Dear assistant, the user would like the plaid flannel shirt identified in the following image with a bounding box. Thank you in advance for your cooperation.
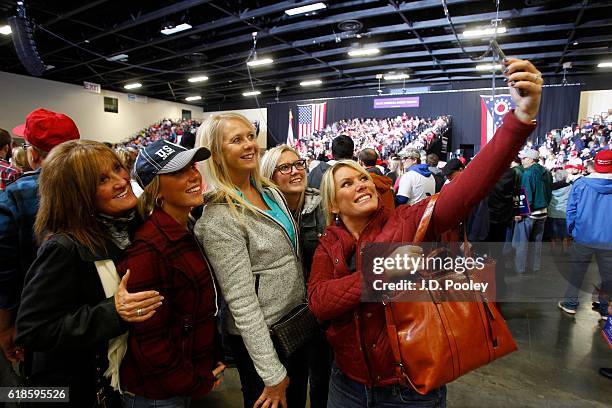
[0,159,22,191]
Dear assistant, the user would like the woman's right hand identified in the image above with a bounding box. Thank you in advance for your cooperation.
[254,376,290,408]
[114,269,164,323]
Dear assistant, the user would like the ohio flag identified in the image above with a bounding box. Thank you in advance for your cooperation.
[481,95,515,146]
[298,102,326,138]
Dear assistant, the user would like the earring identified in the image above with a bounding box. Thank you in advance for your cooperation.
[155,196,164,207]
[334,213,340,226]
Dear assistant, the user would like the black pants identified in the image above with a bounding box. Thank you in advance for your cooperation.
[485,221,511,299]
[227,335,308,408]
[306,329,332,408]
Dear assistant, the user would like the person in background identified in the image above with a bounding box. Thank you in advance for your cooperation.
[195,113,308,408]
[358,148,383,176]
[441,158,464,184]
[308,135,354,189]
[10,146,32,172]
[261,144,330,408]
[558,150,612,320]
[0,128,22,190]
[426,153,445,193]
[396,149,435,206]
[119,140,225,408]
[546,169,571,254]
[16,140,162,407]
[0,109,80,393]
[384,156,402,188]
[309,57,542,408]
[115,146,144,198]
[512,148,552,275]
[358,148,395,210]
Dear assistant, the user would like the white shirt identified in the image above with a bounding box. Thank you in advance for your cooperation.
[397,170,436,205]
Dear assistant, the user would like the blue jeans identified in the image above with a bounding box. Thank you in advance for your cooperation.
[562,242,612,314]
[121,393,191,408]
[327,362,447,408]
[512,217,546,274]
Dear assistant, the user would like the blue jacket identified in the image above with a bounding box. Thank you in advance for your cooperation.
[566,174,612,248]
[0,169,41,310]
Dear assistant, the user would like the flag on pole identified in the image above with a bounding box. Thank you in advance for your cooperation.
[480,94,515,146]
[298,102,326,138]
[287,109,295,147]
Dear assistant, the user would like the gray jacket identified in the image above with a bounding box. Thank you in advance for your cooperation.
[194,187,305,387]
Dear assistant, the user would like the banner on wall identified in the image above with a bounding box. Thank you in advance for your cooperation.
[373,96,420,109]
[298,102,326,137]
[127,94,148,103]
[480,94,515,146]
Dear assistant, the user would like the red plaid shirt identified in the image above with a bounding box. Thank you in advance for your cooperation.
[0,159,22,190]
[118,208,220,399]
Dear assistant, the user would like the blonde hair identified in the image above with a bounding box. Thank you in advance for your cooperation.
[11,146,31,171]
[115,146,138,172]
[35,140,127,253]
[137,176,160,219]
[320,160,373,225]
[196,112,273,217]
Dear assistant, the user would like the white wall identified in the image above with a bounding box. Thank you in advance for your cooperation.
[202,108,268,148]
[0,71,203,143]
[578,90,612,123]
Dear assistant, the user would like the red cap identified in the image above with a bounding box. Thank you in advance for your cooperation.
[12,108,80,152]
[594,150,612,173]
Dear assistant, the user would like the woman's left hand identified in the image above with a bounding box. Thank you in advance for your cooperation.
[114,269,164,323]
[503,58,544,124]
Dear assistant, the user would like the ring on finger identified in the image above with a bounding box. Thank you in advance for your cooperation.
[534,73,541,81]
[137,308,142,317]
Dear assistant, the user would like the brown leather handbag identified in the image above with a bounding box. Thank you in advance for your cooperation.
[384,194,517,395]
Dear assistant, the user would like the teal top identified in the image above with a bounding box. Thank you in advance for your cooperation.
[237,188,296,249]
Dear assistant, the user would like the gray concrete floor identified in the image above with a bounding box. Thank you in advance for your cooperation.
[194,249,612,407]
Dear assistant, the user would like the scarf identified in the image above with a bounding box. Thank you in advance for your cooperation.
[96,210,136,250]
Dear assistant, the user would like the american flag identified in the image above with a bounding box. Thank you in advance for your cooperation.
[298,102,326,138]
[480,94,515,146]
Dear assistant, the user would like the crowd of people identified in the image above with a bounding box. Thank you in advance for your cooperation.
[116,118,202,150]
[0,57,609,408]
[295,114,450,161]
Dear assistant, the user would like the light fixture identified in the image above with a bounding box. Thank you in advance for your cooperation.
[247,58,274,67]
[188,75,209,83]
[597,62,612,68]
[375,74,383,79]
[185,96,202,101]
[285,2,327,16]
[348,47,380,57]
[463,26,506,38]
[243,90,261,97]
[0,25,11,35]
[124,82,142,90]
[106,53,129,62]
[161,23,192,35]
[572,41,579,46]
[476,64,502,71]
[384,73,409,80]
[300,79,322,86]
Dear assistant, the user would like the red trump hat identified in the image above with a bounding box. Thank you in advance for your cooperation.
[12,108,80,152]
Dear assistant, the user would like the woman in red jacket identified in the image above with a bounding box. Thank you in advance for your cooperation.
[308,58,543,407]
[119,140,225,408]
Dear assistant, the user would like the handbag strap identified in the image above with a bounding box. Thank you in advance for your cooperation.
[413,193,440,243]
[383,303,419,391]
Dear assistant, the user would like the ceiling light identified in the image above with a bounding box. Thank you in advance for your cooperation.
[348,48,380,57]
[597,62,612,68]
[243,90,261,97]
[384,73,409,80]
[572,41,579,45]
[285,2,327,16]
[375,74,383,79]
[124,82,142,90]
[476,64,502,71]
[106,53,129,62]
[185,96,202,101]
[247,58,273,67]
[0,25,11,35]
[300,79,322,86]
[463,26,506,38]
[161,23,192,35]
[188,75,209,83]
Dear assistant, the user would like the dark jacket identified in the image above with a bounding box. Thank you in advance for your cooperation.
[0,169,40,310]
[118,209,219,399]
[15,233,125,407]
[308,111,535,387]
[297,188,326,280]
[487,167,516,225]
[521,163,553,211]
[307,161,331,189]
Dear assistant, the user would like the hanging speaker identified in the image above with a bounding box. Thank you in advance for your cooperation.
[8,15,46,76]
